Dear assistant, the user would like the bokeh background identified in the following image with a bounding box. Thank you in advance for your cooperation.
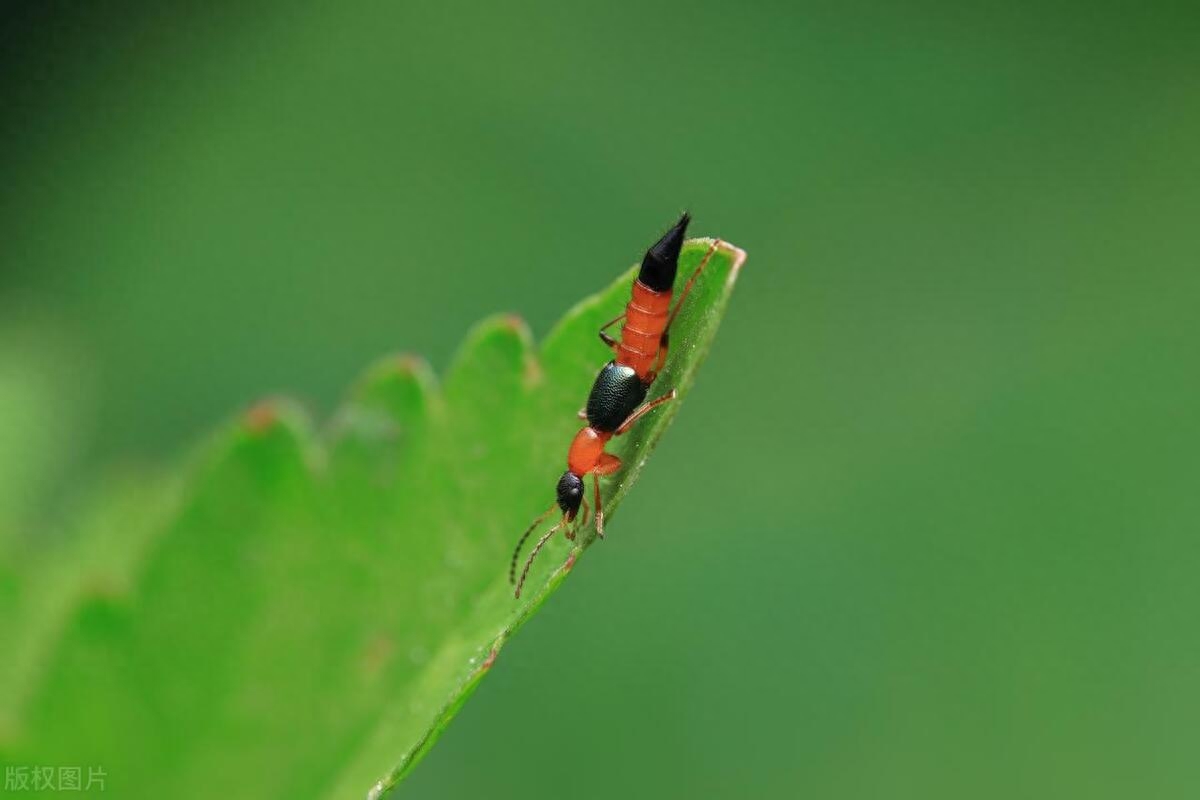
[2,1,1198,797]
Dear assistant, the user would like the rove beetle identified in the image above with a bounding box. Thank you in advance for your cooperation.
[509,213,721,597]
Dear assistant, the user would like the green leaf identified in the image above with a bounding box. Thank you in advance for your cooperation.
[0,316,151,745]
[3,239,745,798]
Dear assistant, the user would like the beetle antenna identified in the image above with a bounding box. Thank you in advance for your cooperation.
[515,517,565,599]
[510,505,556,586]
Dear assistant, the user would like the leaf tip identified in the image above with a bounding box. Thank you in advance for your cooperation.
[355,353,436,390]
[243,398,281,434]
[447,314,542,396]
[499,313,529,334]
[238,397,315,455]
[500,315,543,385]
[241,395,311,433]
[225,397,318,477]
[721,240,748,274]
[348,352,441,419]
[392,352,429,376]
[689,237,748,277]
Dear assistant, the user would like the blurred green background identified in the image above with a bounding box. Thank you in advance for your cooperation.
[2,0,1197,797]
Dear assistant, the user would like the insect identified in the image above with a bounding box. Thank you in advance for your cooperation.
[509,213,720,598]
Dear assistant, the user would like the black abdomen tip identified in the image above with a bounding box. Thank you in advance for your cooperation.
[638,212,690,292]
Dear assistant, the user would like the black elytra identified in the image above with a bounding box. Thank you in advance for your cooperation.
[637,212,690,292]
[585,361,648,433]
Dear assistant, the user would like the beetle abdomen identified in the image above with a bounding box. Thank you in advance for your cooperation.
[586,361,647,432]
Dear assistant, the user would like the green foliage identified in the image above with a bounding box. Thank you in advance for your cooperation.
[0,240,744,798]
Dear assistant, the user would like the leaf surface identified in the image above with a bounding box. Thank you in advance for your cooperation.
[4,239,745,798]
